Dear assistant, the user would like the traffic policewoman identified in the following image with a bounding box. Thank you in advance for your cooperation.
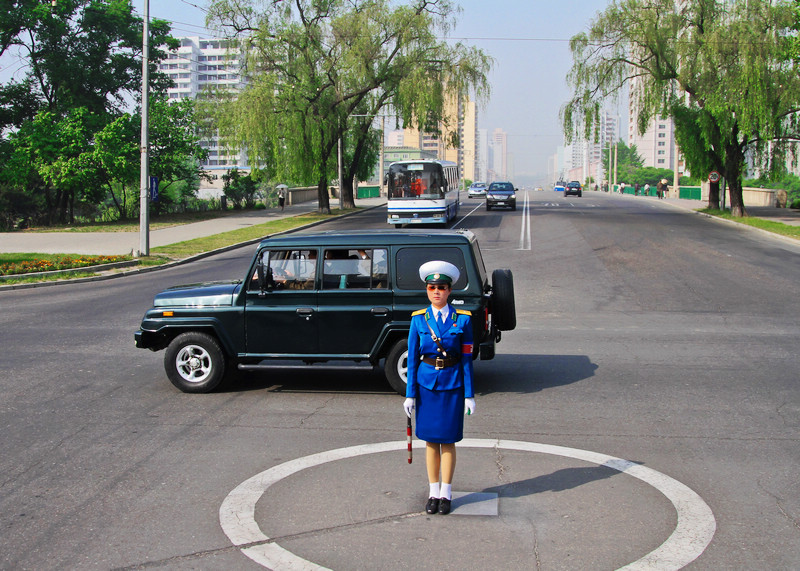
[403,261,476,515]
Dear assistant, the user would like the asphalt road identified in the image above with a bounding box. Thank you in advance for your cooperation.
[1,191,798,570]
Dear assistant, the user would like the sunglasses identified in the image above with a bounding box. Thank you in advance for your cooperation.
[426,284,450,291]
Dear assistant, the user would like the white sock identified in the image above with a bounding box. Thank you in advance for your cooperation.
[440,483,452,500]
[429,482,440,498]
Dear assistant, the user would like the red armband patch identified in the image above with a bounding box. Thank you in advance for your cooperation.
[461,343,473,355]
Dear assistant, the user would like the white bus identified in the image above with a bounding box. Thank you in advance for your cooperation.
[386,159,459,227]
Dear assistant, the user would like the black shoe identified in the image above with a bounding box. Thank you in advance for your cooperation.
[426,497,439,514]
[438,498,451,515]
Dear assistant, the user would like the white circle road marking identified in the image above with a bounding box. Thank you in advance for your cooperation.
[219,439,716,570]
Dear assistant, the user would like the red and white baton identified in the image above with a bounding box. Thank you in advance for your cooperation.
[407,415,413,463]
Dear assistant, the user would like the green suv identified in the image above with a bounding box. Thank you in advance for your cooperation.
[135,229,516,394]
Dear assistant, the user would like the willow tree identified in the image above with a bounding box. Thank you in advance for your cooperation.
[205,0,491,212]
[562,0,800,216]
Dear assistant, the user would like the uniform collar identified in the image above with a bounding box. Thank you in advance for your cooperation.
[429,305,451,321]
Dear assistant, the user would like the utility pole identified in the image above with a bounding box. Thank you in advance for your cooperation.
[379,115,385,196]
[138,0,150,256]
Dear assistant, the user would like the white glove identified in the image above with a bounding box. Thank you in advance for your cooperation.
[403,398,415,418]
[465,398,476,416]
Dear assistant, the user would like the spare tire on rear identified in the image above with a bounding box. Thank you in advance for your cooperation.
[491,268,516,331]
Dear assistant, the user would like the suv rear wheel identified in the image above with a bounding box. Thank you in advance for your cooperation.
[384,338,408,395]
[164,332,226,393]
[491,269,517,331]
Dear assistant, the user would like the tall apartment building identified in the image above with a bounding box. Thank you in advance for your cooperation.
[628,114,676,170]
[403,92,479,186]
[163,37,249,195]
[477,128,489,182]
[491,128,507,181]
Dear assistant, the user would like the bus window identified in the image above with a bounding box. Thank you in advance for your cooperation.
[387,163,445,200]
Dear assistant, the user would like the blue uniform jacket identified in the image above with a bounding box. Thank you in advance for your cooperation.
[406,305,474,399]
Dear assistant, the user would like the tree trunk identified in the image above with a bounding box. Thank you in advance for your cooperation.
[727,178,748,217]
[723,139,748,217]
[57,189,68,224]
[341,175,356,209]
[317,176,331,214]
[708,181,720,210]
[107,183,124,220]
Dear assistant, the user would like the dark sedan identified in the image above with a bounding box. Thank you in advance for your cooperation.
[565,181,583,197]
[486,182,517,211]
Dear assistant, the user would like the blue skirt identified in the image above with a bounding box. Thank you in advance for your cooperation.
[415,385,465,444]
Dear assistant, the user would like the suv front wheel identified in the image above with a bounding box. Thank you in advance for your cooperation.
[384,338,409,395]
[164,332,227,393]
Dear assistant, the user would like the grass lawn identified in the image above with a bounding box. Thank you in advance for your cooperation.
[698,208,800,240]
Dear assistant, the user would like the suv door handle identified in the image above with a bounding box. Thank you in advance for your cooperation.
[370,307,389,316]
[296,308,314,316]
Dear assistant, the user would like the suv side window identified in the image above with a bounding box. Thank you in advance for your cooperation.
[322,248,388,289]
[395,247,467,290]
[250,249,317,290]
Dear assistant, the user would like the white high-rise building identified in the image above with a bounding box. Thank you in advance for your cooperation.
[477,128,489,182]
[163,37,249,194]
[492,128,507,181]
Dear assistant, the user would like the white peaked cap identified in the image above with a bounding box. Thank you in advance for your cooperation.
[418,260,460,283]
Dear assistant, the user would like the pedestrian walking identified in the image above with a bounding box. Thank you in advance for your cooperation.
[643,183,650,196]
[403,260,475,516]
[660,179,669,199]
[277,184,288,211]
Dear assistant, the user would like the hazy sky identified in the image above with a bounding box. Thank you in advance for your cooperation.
[134,1,613,184]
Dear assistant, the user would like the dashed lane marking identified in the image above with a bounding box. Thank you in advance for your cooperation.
[219,439,716,570]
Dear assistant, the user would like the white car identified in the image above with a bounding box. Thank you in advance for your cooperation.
[468,182,487,198]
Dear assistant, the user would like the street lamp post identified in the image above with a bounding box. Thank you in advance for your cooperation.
[138,0,150,256]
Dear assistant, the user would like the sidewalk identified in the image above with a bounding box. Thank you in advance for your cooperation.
[614,191,800,226]
[0,196,387,256]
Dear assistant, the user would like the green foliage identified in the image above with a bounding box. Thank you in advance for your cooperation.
[222,168,260,209]
[563,0,800,216]
[603,140,643,183]
[0,0,201,227]
[205,0,491,210]
[0,0,176,129]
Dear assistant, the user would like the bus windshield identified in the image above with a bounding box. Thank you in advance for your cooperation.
[387,163,446,200]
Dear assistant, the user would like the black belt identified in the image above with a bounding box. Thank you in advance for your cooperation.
[421,355,460,369]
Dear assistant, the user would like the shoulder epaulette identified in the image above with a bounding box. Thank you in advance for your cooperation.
[455,309,472,316]
[411,309,426,316]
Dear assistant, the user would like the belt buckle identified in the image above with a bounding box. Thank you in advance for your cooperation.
[435,357,445,370]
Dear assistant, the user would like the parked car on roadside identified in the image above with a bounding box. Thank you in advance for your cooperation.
[486,182,517,211]
[565,181,583,197]
[468,181,487,198]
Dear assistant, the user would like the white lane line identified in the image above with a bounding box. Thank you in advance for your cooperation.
[517,190,531,250]
[452,201,485,227]
[219,439,716,571]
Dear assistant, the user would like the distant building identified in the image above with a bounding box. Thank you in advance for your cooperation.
[491,128,507,180]
[164,37,249,196]
[382,147,438,175]
[402,92,480,187]
[477,128,489,182]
